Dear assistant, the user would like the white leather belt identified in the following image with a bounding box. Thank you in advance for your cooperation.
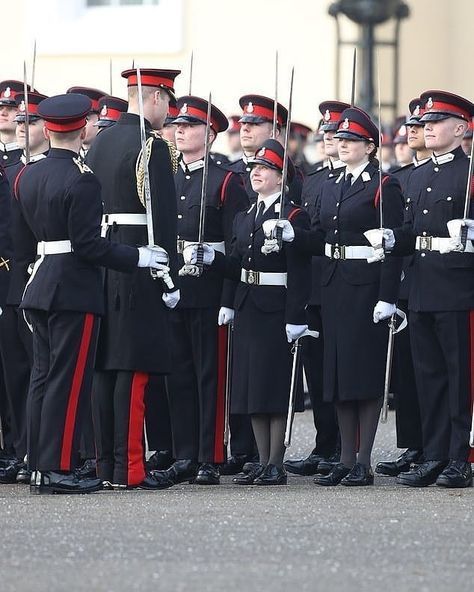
[36,240,72,255]
[240,269,287,287]
[324,243,375,260]
[415,236,474,253]
[101,213,147,237]
[177,240,226,255]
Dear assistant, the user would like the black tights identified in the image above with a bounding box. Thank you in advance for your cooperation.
[335,398,382,468]
[250,414,286,467]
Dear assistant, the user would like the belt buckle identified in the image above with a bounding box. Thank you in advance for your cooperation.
[332,245,345,260]
[419,236,432,251]
[246,270,259,285]
[177,239,185,254]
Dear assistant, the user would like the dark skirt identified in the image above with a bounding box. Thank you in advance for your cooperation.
[230,295,303,415]
[321,267,389,402]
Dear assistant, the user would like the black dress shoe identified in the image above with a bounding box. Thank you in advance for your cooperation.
[284,450,325,476]
[75,458,97,479]
[30,471,103,495]
[397,460,448,487]
[254,464,287,486]
[314,463,350,486]
[220,454,258,476]
[233,462,265,484]
[138,471,175,490]
[375,448,423,476]
[152,459,198,485]
[316,451,341,475]
[194,463,220,485]
[145,450,174,472]
[436,460,473,488]
[16,466,31,484]
[0,460,22,484]
[340,463,374,486]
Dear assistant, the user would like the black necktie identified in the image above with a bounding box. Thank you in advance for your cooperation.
[254,201,265,228]
[341,172,353,196]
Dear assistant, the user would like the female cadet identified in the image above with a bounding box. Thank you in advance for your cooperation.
[264,108,404,486]
[183,139,311,485]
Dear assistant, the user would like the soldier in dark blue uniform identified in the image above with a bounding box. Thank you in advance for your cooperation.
[228,94,302,205]
[0,80,30,168]
[0,91,49,485]
[285,101,348,478]
[153,95,249,487]
[265,108,404,486]
[184,139,311,485]
[94,95,128,131]
[383,90,474,488]
[376,98,431,477]
[66,86,105,161]
[86,68,181,489]
[11,93,167,494]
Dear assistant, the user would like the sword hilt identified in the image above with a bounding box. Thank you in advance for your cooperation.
[460,224,468,249]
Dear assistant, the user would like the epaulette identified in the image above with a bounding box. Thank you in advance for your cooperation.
[73,157,93,174]
[162,137,179,175]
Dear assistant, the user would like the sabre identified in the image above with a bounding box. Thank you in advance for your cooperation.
[376,53,383,231]
[179,93,213,277]
[188,51,194,95]
[0,412,4,450]
[136,67,174,288]
[470,404,474,448]
[23,61,30,164]
[31,40,37,89]
[223,323,233,446]
[284,329,319,448]
[109,58,113,95]
[380,308,407,423]
[272,50,279,139]
[350,47,357,106]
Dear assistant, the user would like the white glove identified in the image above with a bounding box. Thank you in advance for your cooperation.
[446,218,474,241]
[162,289,180,309]
[218,307,234,326]
[138,246,169,268]
[373,301,397,323]
[285,323,309,343]
[439,237,465,254]
[262,219,295,242]
[182,243,215,266]
[382,229,395,250]
[469,227,474,240]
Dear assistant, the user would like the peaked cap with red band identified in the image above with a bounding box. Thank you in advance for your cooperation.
[14,92,49,122]
[334,107,379,146]
[318,100,351,132]
[239,94,288,127]
[66,86,106,113]
[164,102,179,127]
[0,80,32,107]
[465,119,473,139]
[406,97,426,126]
[227,115,240,133]
[94,95,128,128]
[121,68,181,101]
[174,95,228,133]
[393,115,408,145]
[38,93,91,133]
[250,138,295,182]
[419,90,474,123]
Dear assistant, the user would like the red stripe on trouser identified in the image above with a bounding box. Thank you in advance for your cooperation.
[128,372,148,485]
[60,313,95,470]
[214,326,227,463]
[469,311,474,463]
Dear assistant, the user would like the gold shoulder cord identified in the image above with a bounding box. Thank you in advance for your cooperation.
[135,135,179,209]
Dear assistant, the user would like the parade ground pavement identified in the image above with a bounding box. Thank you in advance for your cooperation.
[0,410,472,592]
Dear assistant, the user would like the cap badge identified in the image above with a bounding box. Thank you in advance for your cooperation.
[413,104,420,116]
[4,87,11,98]
[180,103,188,114]
[324,109,331,121]
[257,147,266,157]
[426,97,433,109]
[399,125,407,136]
[246,102,254,113]
[342,118,350,130]
[19,101,26,113]
[100,104,108,117]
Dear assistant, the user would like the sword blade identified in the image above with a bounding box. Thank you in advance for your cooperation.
[109,58,113,95]
[380,314,396,423]
[350,47,357,106]
[188,50,194,96]
[376,52,383,230]
[197,93,212,243]
[463,117,474,221]
[23,61,30,164]
[0,412,4,450]
[223,324,233,446]
[284,339,301,448]
[31,40,37,89]
[136,67,155,247]
[278,66,294,222]
[272,50,279,139]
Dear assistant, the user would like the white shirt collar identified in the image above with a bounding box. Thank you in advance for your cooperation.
[21,152,47,164]
[0,141,19,152]
[345,160,370,183]
[329,158,345,171]
[179,158,204,173]
[431,151,455,165]
[256,191,281,215]
[413,155,430,167]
